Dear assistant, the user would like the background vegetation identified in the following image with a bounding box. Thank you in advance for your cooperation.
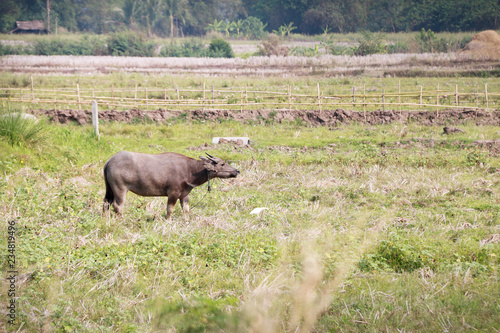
[0,0,498,36]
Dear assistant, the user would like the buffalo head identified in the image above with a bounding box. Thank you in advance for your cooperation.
[200,153,240,179]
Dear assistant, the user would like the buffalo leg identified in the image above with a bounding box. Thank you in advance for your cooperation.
[166,196,179,220]
[180,196,190,219]
[111,188,127,217]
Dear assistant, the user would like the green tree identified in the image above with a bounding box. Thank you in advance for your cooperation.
[241,16,267,39]
[164,0,189,38]
[0,0,20,33]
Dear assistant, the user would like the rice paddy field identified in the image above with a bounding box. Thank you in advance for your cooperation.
[0,33,499,332]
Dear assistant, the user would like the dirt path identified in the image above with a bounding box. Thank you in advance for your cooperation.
[30,108,500,126]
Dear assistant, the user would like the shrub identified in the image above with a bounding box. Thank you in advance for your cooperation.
[208,38,234,58]
[354,31,386,56]
[416,28,437,53]
[241,16,267,39]
[107,32,154,57]
[159,39,208,57]
[0,111,48,147]
[30,36,107,56]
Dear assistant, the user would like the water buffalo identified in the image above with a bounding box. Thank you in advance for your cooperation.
[103,151,239,219]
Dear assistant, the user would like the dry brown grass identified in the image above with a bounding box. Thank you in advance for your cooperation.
[462,30,500,59]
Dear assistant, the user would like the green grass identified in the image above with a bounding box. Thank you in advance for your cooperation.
[0,119,499,332]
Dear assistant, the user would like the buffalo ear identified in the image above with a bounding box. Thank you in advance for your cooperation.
[200,156,216,171]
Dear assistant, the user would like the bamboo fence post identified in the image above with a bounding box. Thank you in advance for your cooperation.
[455,84,459,108]
[363,84,366,114]
[485,84,488,111]
[20,89,23,103]
[398,80,401,114]
[211,83,214,102]
[436,83,440,116]
[245,85,248,110]
[203,82,206,111]
[419,86,423,109]
[176,87,180,101]
[363,84,366,121]
[240,88,243,112]
[77,84,81,110]
[475,85,479,108]
[475,85,479,119]
[382,88,385,112]
[317,83,321,111]
[352,86,355,111]
[288,85,291,112]
[31,75,34,103]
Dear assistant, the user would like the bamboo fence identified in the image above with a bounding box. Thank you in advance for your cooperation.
[0,79,498,113]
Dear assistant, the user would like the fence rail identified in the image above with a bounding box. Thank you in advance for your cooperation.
[1,80,498,113]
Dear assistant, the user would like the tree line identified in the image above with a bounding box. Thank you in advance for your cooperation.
[1,0,498,36]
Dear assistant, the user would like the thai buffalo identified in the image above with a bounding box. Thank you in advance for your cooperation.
[103,151,239,219]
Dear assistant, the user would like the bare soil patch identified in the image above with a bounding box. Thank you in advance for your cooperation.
[30,107,500,127]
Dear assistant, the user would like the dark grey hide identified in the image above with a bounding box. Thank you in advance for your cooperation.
[103,151,239,219]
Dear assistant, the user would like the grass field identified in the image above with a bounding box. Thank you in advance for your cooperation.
[0,113,499,331]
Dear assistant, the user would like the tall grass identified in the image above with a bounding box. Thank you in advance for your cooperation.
[0,107,48,147]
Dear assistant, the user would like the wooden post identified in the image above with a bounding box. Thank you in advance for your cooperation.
[176,87,180,101]
[203,82,206,111]
[352,86,355,111]
[382,88,385,112]
[31,75,34,102]
[245,85,248,110]
[288,85,292,112]
[475,85,479,119]
[398,80,401,114]
[419,86,423,109]
[436,83,439,116]
[475,85,479,108]
[485,84,489,111]
[77,83,81,110]
[363,84,366,113]
[317,83,321,111]
[92,100,99,139]
[363,84,366,121]
[455,84,458,108]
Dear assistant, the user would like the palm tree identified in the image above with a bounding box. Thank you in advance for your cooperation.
[204,19,225,34]
[222,21,236,36]
[123,0,141,26]
[282,22,297,36]
[234,19,243,36]
[164,0,188,38]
